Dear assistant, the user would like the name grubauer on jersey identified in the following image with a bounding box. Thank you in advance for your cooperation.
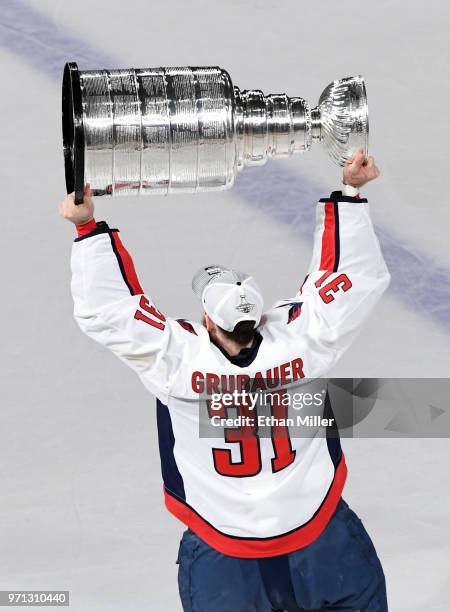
[70,191,390,558]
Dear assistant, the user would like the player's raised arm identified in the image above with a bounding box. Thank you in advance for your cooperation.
[303,150,389,356]
[270,150,390,374]
[59,187,180,401]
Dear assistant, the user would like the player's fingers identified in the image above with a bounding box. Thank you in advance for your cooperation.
[66,192,76,206]
[365,163,380,181]
[352,148,365,171]
[60,193,77,214]
[367,160,378,177]
[59,204,70,218]
[346,150,359,165]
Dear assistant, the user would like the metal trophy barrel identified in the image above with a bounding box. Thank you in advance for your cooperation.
[62,63,368,203]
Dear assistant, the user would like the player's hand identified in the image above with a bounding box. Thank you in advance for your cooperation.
[343,148,380,189]
[59,184,94,225]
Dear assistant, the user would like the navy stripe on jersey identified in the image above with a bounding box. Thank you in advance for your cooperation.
[108,230,144,296]
[324,391,342,468]
[74,224,113,242]
[156,399,186,501]
[319,190,367,203]
[333,203,340,272]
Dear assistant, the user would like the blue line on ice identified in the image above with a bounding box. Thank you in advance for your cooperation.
[0,0,114,78]
[235,166,450,328]
[2,0,449,330]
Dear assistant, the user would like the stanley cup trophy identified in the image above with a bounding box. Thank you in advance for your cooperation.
[62,63,369,204]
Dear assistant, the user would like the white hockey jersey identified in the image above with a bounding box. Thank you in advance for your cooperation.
[71,191,390,558]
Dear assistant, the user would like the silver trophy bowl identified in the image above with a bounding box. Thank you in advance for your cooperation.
[62,63,368,203]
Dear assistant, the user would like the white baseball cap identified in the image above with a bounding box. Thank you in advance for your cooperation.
[192,265,264,332]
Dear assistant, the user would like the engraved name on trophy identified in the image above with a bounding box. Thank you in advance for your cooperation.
[62,63,368,203]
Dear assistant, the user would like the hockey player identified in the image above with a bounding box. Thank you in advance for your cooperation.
[59,149,390,611]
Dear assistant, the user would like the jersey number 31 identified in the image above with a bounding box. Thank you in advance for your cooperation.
[207,392,296,478]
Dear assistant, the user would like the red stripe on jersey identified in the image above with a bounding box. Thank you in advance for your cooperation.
[110,231,144,295]
[320,202,337,271]
[164,454,347,558]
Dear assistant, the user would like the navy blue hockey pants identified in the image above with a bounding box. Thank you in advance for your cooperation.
[176,499,387,611]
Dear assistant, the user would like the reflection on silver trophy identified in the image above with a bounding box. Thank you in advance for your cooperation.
[62,63,369,203]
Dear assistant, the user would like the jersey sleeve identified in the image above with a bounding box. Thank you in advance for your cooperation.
[70,221,184,402]
[268,191,391,375]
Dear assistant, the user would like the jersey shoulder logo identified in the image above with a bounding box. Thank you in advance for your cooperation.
[176,319,198,335]
[275,301,303,324]
[287,302,303,324]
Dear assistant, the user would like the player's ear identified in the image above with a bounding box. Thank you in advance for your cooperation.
[204,313,215,333]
